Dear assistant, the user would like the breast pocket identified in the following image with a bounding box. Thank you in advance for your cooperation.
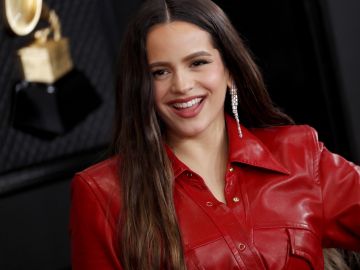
[253,227,323,270]
[285,228,324,270]
[185,237,241,270]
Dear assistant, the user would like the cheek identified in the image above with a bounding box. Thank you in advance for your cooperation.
[202,66,228,92]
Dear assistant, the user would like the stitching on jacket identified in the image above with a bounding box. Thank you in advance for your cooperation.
[307,126,326,240]
[74,173,116,230]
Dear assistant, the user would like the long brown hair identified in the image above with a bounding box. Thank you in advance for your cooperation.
[112,0,293,269]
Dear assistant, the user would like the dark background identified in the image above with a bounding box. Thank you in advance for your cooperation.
[0,0,359,269]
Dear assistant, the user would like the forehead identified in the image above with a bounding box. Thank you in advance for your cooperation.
[146,21,215,61]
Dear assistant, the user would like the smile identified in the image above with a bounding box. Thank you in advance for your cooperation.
[168,96,206,118]
[172,97,203,109]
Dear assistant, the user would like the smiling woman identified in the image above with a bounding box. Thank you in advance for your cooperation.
[148,21,229,140]
[69,0,360,269]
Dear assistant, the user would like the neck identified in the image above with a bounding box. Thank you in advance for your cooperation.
[166,116,228,176]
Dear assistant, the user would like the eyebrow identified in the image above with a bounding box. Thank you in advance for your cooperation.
[149,51,212,68]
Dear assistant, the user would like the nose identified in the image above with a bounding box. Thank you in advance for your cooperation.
[171,69,194,94]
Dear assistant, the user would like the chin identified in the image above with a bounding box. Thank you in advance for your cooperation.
[170,121,209,138]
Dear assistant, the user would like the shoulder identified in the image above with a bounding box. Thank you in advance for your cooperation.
[250,124,322,151]
[251,124,318,139]
[72,156,121,215]
[70,157,123,267]
[77,156,120,187]
[249,125,323,175]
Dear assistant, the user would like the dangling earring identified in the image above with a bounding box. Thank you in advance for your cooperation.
[230,82,243,138]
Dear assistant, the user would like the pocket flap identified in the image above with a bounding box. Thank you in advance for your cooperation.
[287,228,323,269]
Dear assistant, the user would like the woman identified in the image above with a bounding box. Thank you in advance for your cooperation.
[70,0,360,269]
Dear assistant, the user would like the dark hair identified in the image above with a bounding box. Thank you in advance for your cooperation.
[112,0,293,269]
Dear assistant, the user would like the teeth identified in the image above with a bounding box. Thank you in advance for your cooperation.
[172,98,202,109]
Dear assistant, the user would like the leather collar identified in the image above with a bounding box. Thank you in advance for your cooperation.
[165,114,290,178]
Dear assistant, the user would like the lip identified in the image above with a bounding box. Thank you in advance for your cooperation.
[168,95,206,118]
[167,95,205,105]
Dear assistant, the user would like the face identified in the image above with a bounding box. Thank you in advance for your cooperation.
[146,21,231,140]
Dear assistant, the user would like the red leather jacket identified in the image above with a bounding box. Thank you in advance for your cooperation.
[70,115,360,269]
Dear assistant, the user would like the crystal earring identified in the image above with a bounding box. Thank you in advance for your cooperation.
[230,83,243,138]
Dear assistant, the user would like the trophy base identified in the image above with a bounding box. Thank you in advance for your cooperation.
[12,69,102,138]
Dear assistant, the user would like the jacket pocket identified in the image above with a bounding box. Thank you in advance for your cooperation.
[286,228,323,270]
[185,237,241,270]
[253,227,290,269]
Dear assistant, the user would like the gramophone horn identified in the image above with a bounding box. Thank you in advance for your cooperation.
[4,0,42,36]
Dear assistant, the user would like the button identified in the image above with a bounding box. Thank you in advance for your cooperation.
[232,197,240,203]
[206,201,213,207]
[238,243,246,251]
[229,167,234,172]
[186,172,193,177]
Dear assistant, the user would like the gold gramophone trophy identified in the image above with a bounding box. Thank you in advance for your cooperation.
[4,0,101,137]
[5,0,73,83]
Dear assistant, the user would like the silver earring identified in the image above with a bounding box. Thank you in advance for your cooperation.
[230,83,243,138]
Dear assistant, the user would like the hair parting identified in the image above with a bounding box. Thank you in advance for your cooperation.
[163,0,171,22]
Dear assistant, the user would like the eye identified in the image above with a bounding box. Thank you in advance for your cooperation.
[191,59,211,67]
[151,69,170,79]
